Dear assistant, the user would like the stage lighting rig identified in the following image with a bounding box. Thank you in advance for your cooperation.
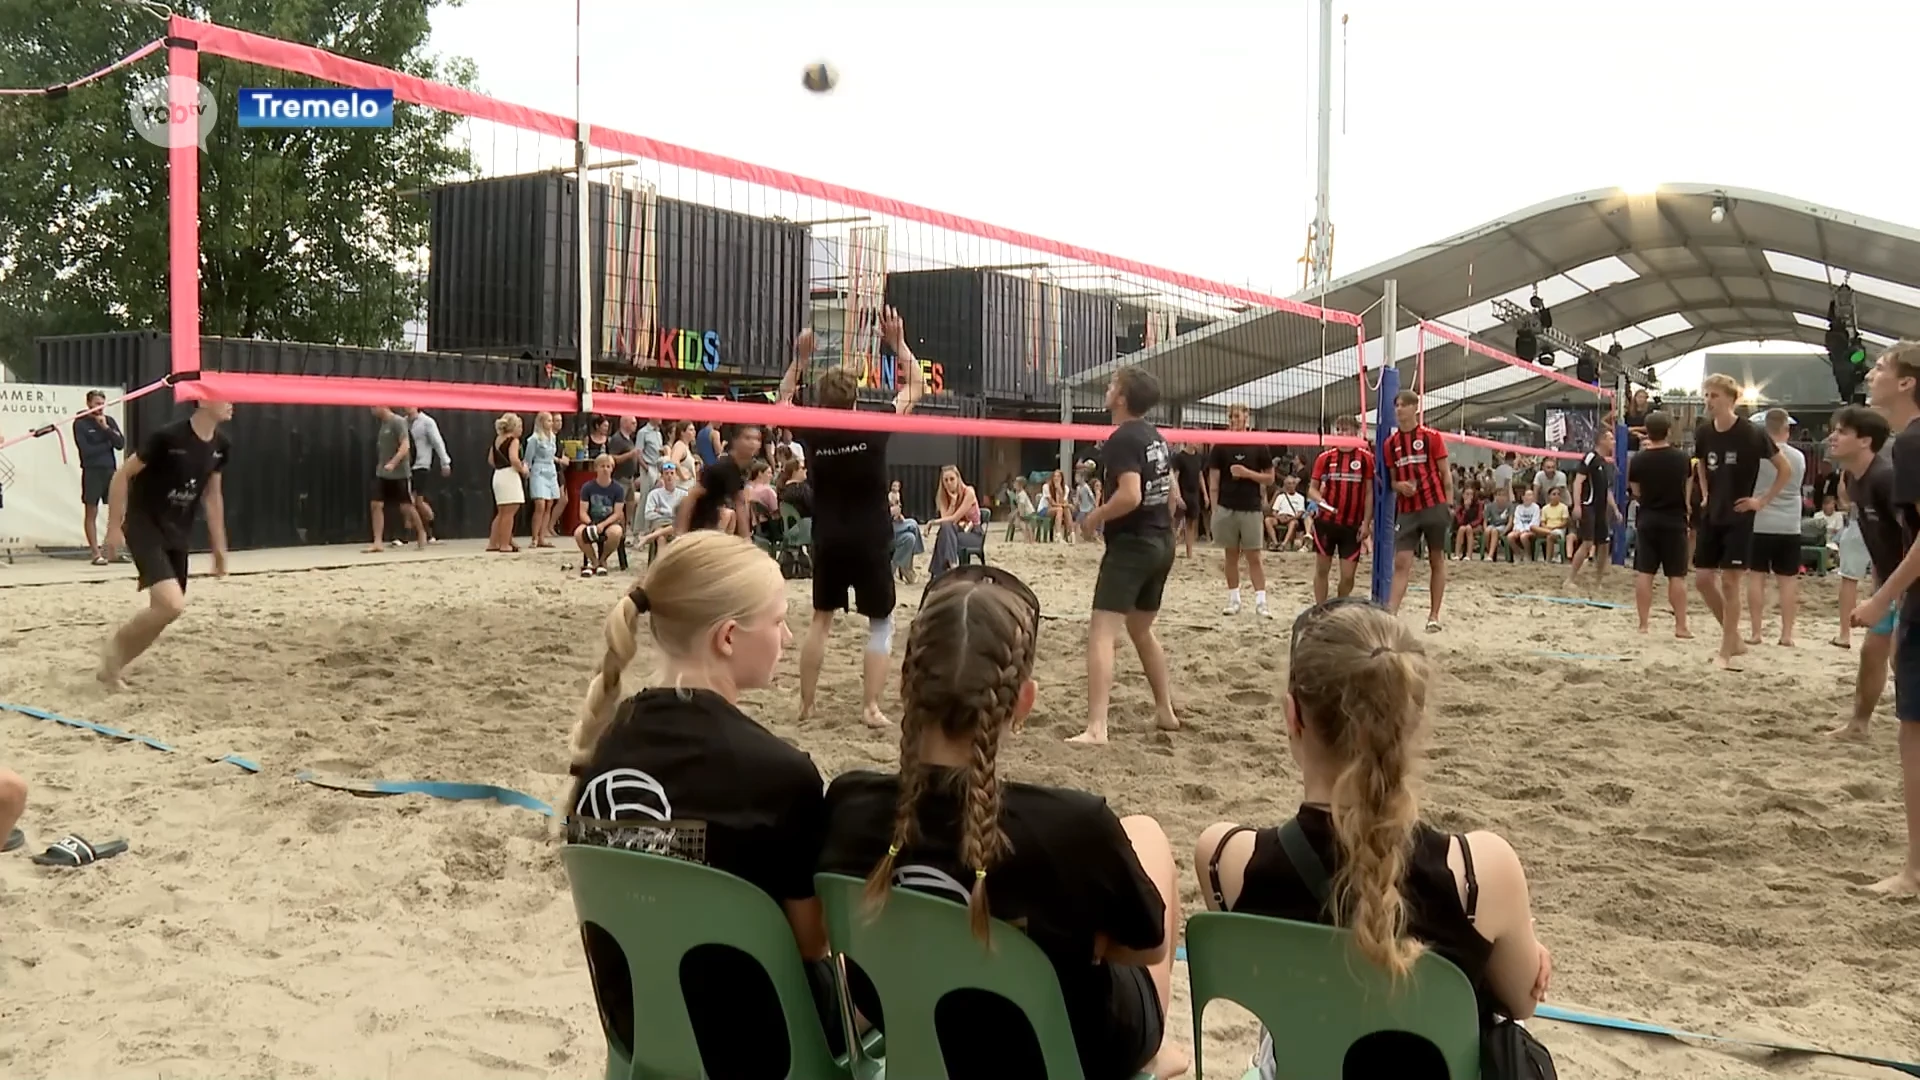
[1828,284,1868,403]
[1489,298,1654,389]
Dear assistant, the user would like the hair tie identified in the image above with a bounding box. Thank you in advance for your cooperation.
[887,845,900,857]
[628,584,650,614]
[974,868,987,881]
[1370,645,1391,657]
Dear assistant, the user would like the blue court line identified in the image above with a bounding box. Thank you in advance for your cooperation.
[4,702,549,816]
[1166,944,1917,1075]
[1501,593,1625,610]
[1532,650,1627,661]
[295,773,555,817]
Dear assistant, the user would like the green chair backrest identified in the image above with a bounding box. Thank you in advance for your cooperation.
[1185,911,1480,1080]
[561,845,849,1080]
[814,873,1087,1079]
[781,501,803,534]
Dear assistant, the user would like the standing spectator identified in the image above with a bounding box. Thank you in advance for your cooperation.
[1171,441,1206,558]
[526,411,562,549]
[405,407,451,545]
[1208,405,1277,618]
[73,389,124,565]
[366,406,422,553]
[607,415,642,528]
[487,413,527,553]
[1745,409,1807,647]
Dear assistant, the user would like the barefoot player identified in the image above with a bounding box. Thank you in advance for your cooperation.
[1692,374,1791,671]
[1626,412,1693,638]
[1071,367,1181,744]
[1846,343,1920,896]
[97,396,233,689]
[1825,406,1898,740]
[1563,427,1619,588]
[1384,391,1451,631]
[781,308,926,729]
[1306,414,1372,602]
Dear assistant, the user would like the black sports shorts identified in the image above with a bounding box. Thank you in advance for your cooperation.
[1693,516,1754,571]
[1747,532,1801,577]
[1632,520,1688,578]
[812,535,896,618]
[374,477,413,505]
[125,518,188,593]
[1313,519,1363,561]
[1093,532,1175,613]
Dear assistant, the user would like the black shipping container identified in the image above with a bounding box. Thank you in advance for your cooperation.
[427,174,810,377]
[884,269,1116,406]
[38,331,546,551]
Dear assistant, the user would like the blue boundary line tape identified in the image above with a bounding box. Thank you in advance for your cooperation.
[1501,593,1625,610]
[1532,650,1627,661]
[1164,945,1917,1075]
[3,702,547,816]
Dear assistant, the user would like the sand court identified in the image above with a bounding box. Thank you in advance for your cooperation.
[1,542,1916,1079]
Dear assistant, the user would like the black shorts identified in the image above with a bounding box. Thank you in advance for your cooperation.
[81,466,113,506]
[1577,506,1611,545]
[1748,532,1801,577]
[125,520,188,594]
[1093,532,1175,613]
[1896,618,1920,723]
[1313,519,1363,561]
[409,469,441,498]
[812,536,896,618]
[374,476,413,505]
[1693,517,1754,571]
[1632,520,1689,578]
[1393,503,1450,553]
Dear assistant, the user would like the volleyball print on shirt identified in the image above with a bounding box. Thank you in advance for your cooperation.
[571,767,706,862]
[891,863,975,905]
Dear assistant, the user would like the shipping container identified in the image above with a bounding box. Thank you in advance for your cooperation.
[885,269,1115,406]
[38,331,546,551]
[427,174,810,377]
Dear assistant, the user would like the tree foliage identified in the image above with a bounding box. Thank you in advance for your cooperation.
[0,0,478,376]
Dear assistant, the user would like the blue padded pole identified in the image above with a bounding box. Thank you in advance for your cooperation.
[1371,367,1400,604]
[1613,372,1630,565]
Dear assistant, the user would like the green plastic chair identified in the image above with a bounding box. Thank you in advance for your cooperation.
[561,845,856,1080]
[814,873,1149,1080]
[1185,912,1480,1080]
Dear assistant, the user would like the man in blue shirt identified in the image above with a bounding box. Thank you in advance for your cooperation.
[72,390,125,565]
[572,454,627,577]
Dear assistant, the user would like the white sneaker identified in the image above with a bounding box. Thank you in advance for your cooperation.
[1255,599,1271,619]
[1224,598,1242,615]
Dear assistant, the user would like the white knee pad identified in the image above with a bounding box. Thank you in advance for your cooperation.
[866,615,895,656]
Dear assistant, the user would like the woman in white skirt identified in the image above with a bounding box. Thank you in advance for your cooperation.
[488,413,528,553]
[525,411,562,548]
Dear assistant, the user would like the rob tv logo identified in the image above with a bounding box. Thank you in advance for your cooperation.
[238,88,394,128]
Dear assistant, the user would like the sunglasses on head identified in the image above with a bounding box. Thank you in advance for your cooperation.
[920,565,1043,650]
[1289,595,1384,658]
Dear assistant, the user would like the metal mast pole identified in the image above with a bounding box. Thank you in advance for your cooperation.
[1311,0,1335,432]
[574,0,594,415]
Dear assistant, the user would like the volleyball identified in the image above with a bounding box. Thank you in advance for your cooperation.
[801,62,838,94]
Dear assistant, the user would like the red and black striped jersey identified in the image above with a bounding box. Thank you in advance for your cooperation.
[1310,446,1374,526]
[1384,425,1449,513]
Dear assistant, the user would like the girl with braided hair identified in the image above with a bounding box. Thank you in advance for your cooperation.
[1196,599,1554,1078]
[818,567,1190,1079]
[566,531,845,1078]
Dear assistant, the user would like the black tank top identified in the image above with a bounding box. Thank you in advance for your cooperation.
[489,436,516,470]
[1211,804,1499,1018]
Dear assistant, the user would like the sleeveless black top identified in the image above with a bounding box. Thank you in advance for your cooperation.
[1211,804,1500,1019]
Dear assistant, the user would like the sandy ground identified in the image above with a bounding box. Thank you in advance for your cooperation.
[0,538,1915,1079]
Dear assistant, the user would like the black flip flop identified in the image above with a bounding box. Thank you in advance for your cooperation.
[30,834,128,867]
[3,828,22,853]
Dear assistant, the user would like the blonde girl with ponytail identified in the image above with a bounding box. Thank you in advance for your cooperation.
[817,567,1191,1080]
[565,531,845,1077]
[1195,599,1553,1078]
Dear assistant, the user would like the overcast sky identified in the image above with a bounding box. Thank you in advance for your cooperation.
[429,0,1916,394]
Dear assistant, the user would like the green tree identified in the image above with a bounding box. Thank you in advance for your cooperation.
[0,0,478,377]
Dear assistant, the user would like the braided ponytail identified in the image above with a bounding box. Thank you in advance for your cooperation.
[568,585,647,766]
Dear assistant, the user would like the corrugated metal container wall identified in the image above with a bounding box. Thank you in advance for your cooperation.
[38,332,545,551]
[428,175,808,374]
[883,270,984,399]
[652,199,811,378]
[1053,287,1117,386]
[978,271,1040,403]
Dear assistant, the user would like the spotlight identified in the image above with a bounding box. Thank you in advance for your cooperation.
[1709,197,1727,225]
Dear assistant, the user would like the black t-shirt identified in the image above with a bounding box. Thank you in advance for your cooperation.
[1695,418,1777,526]
[689,457,748,531]
[1889,418,1920,621]
[1100,419,1174,538]
[1208,443,1275,513]
[1575,450,1612,512]
[1850,456,1904,586]
[1171,448,1204,496]
[569,688,827,1076]
[1623,409,1647,451]
[797,425,891,546]
[819,768,1164,1076]
[129,419,232,548]
[1628,445,1690,528]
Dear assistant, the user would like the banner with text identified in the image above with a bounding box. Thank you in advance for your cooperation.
[0,384,127,549]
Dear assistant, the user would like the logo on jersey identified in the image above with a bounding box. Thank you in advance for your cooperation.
[893,863,974,905]
[1706,452,1720,468]
[1412,438,1424,451]
[575,767,672,821]
[1349,458,1361,470]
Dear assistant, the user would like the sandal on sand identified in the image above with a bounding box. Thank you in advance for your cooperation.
[4,828,23,853]
[1425,619,1443,633]
[1830,638,1852,649]
[31,834,127,868]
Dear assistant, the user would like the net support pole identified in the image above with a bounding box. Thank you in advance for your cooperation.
[1059,388,1073,486]
[166,23,200,390]
[1613,370,1629,566]
[574,118,594,415]
[1370,280,1399,606]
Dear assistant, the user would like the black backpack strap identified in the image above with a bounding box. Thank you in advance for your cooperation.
[1278,817,1335,912]
[1205,825,1257,909]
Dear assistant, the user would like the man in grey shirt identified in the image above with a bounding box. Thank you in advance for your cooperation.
[369,406,423,552]
[1745,407,1807,645]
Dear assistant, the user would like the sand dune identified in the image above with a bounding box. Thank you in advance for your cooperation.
[0,541,1915,1079]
